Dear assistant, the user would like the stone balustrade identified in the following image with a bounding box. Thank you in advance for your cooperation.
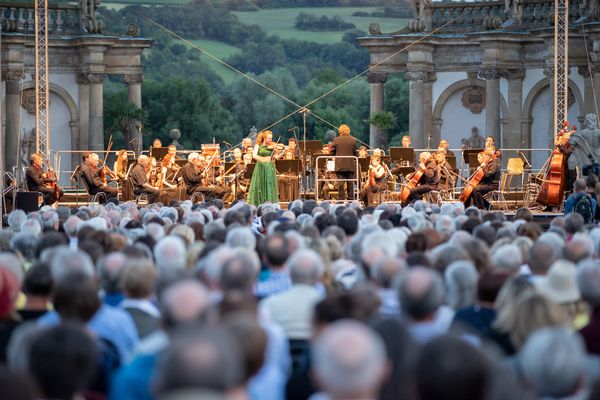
[1,3,80,34]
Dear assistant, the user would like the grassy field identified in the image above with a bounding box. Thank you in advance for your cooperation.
[233,7,407,43]
[187,39,242,83]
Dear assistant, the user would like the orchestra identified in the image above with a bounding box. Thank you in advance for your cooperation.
[27,129,567,212]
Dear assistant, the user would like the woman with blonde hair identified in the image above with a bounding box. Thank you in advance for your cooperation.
[247,130,279,205]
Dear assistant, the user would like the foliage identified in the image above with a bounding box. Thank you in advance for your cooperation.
[295,13,356,31]
[368,111,397,130]
[104,96,146,152]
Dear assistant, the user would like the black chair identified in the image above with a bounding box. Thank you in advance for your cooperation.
[78,168,107,205]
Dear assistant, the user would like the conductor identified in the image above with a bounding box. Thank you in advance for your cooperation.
[330,124,357,200]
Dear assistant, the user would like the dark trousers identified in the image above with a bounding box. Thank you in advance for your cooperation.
[464,184,495,209]
[36,186,63,206]
[136,187,160,203]
[336,171,355,200]
[406,184,435,204]
[188,184,232,202]
[90,185,118,202]
[360,184,385,207]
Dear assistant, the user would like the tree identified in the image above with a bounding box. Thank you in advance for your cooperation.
[105,96,146,155]
[368,110,397,149]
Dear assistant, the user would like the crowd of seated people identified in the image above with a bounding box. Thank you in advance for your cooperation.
[0,199,600,400]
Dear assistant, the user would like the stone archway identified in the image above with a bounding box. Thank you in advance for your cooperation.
[432,78,508,147]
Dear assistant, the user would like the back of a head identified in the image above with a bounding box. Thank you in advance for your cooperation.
[121,258,157,299]
[490,244,522,273]
[223,314,267,383]
[53,270,100,323]
[155,327,243,395]
[220,255,259,293]
[372,257,406,289]
[312,320,386,398]
[23,261,52,298]
[576,259,600,307]
[49,247,95,281]
[264,233,289,268]
[98,252,128,294]
[154,236,187,272]
[225,227,256,250]
[477,267,510,304]
[528,242,557,275]
[444,261,478,310]
[28,324,97,400]
[563,235,594,263]
[519,328,586,398]
[416,335,489,400]
[160,280,211,331]
[510,293,567,350]
[337,210,359,236]
[564,212,585,235]
[288,249,324,286]
[398,267,445,321]
[574,178,587,193]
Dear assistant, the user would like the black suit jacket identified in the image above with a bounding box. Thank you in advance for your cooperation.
[330,135,357,172]
[26,164,52,192]
[181,162,203,194]
[481,158,501,187]
[130,163,149,193]
[80,164,103,192]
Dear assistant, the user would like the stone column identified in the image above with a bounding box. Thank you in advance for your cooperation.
[76,73,91,152]
[579,66,595,116]
[479,69,502,145]
[505,69,525,149]
[5,70,24,174]
[423,73,436,148]
[124,74,143,107]
[367,72,387,149]
[88,73,106,151]
[406,71,428,149]
[593,65,600,118]
[124,74,144,155]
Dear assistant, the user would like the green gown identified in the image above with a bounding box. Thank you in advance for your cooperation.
[247,145,279,205]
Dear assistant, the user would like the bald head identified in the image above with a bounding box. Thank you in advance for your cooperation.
[372,257,406,289]
[288,249,324,285]
[398,267,445,320]
[161,280,211,330]
[312,320,387,398]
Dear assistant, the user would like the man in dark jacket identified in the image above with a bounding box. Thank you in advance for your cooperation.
[181,153,231,201]
[464,147,501,209]
[404,152,439,204]
[79,153,118,202]
[330,124,357,200]
[129,155,160,203]
[26,153,63,205]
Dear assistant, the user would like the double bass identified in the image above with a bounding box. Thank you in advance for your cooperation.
[458,150,498,203]
[536,122,574,207]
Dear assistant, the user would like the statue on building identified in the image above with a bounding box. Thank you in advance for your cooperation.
[169,129,184,150]
[79,0,104,33]
[568,113,600,176]
[463,127,485,149]
[21,128,36,169]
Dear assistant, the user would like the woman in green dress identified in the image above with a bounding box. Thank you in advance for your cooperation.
[247,130,279,205]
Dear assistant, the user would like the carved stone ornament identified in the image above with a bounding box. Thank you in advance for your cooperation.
[5,70,24,81]
[367,72,388,84]
[578,65,592,78]
[461,86,486,114]
[123,74,144,85]
[478,69,502,80]
[20,88,40,115]
[405,71,429,82]
[76,72,106,84]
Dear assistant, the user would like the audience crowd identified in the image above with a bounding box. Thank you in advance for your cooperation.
[1,198,600,400]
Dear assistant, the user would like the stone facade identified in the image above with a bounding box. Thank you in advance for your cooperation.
[0,1,150,182]
[359,0,600,168]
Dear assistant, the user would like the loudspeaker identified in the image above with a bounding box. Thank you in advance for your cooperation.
[15,191,42,212]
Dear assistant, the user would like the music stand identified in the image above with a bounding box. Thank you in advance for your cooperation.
[389,147,415,164]
[463,149,483,166]
[358,157,370,172]
[175,159,187,168]
[276,159,301,175]
[243,163,256,180]
[298,140,322,156]
[150,147,169,162]
[467,153,481,168]
[446,154,457,171]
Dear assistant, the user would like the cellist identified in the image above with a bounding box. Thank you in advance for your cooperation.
[402,152,438,205]
[26,152,64,206]
[462,147,501,209]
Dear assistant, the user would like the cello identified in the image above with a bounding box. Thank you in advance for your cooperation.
[458,149,498,203]
[399,162,427,202]
[44,160,60,201]
[536,122,574,207]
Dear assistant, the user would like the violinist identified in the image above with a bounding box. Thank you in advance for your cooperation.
[80,153,118,201]
[434,145,455,191]
[287,138,300,158]
[113,149,129,181]
[130,155,160,203]
[160,153,181,189]
[26,152,63,206]
[402,152,438,205]
[462,147,501,209]
[359,150,389,208]
[181,153,231,202]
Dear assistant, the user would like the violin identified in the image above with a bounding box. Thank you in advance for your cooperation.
[99,164,116,186]
[45,160,60,201]
[458,151,499,203]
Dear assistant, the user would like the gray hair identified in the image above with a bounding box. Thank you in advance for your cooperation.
[490,244,522,272]
[312,320,386,397]
[195,245,235,287]
[537,232,565,259]
[287,249,324,285]
[444,260,478,310]
[40,211,59,231]
[49,247,95,280]
[361,231,400,259]
[435,215,455,237]
[159,280,211,329]
[588,228,600,258]
[576,259,600,306]
[10,233,38,261]
[97,252,128,293]
[145,222,165,241]
[398,267,445,320]
[154,236,187,273]
[519,327,586,398]
[159,207,179,224]
[225,227,257,250]
[0,252,24,284]
[7,210,27,232]
[371,257,406,289]
[428,243,470,273]
[20,219,41,237]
